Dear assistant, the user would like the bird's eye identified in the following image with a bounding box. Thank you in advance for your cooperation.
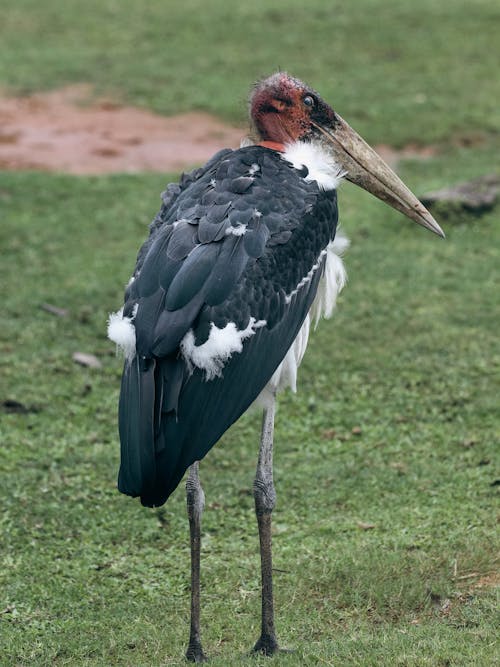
[303,95,315,108]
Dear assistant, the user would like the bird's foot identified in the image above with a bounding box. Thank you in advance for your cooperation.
[252,633,283,657]
[185,640,207,663]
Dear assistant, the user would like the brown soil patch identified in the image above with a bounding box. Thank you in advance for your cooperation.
[469,571,500,590]
[0,86,437,174]
[0,85,244,174]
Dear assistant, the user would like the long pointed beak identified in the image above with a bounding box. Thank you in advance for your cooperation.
[313,114,445,238]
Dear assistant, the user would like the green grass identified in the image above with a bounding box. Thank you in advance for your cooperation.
[1,143,498,665]
[1,0,499,146]
[1,0,499,664]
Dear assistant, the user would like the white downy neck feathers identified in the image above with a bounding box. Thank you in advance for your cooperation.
[283,141,346,190]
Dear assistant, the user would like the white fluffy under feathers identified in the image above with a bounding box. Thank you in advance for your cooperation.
[107,308,137,361]
[181,317,266,380]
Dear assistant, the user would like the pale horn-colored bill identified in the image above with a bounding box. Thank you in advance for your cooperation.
[312,115,445,238]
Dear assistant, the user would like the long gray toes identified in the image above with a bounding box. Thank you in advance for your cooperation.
[186,642,208,663]
[252,633,279,656]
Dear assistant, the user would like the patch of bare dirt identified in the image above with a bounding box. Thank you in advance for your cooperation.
[0,86,438,174]
[0,85,244,174]
[469,572,500,590]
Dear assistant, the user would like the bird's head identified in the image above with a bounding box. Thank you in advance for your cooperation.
[250,72,335,146]
[250,72,444,237]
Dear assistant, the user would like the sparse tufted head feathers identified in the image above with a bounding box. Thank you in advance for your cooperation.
[249,72,336,145]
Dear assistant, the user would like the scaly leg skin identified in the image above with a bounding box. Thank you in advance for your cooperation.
[185,462,207,663]
[252,398,281,656]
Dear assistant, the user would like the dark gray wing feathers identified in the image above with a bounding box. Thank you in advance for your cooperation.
[117,145,338,506]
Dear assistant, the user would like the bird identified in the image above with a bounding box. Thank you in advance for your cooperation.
[108,72,444,662]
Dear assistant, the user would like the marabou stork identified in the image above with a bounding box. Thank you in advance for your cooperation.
[108,72,443,661]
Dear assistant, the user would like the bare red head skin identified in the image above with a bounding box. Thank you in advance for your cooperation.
[250,72,336,147]
[248,72,444,237]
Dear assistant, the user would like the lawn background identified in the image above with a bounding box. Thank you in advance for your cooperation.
[1,1,498,665]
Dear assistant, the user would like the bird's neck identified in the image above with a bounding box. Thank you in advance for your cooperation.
[258,140,285,152]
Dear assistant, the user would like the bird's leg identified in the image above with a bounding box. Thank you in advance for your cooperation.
[185,462,207,663]
[252,397,280,656]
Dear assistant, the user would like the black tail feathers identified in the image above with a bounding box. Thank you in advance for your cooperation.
[117,356,157,499]
[117,355,188,507]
